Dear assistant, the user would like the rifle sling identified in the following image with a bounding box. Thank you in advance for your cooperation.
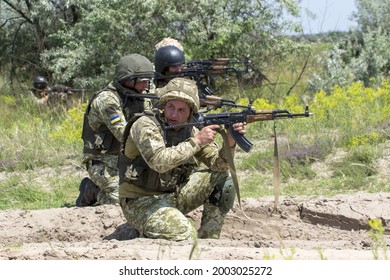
[219,129,241,208]
[272,122,281,213]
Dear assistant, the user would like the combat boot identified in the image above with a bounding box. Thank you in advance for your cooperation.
[75,177,100,207]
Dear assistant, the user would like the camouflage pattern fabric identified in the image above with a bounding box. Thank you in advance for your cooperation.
[119,114,236,240]
[83,84,128,205]
[28,89,49,106]
[154,37,183,51]
[87,83,127,141]
[29,87,78,110]
[127,116,232,173]
[47,87,78,110]
[85,156,119,205]
[120,170,230,240]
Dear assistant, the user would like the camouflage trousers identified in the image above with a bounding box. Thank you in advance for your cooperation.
[120,170,231,241]
[86,158,119,205]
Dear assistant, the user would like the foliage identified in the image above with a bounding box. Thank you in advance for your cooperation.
[368,218,388,260]
[0,87,82,172]
[309,0,390,92]
[0,173,80,210]
[310,81,390,133]
[49,103,86,144]
[238,80,390,197]
[1,0,305,91]
[353,0,390,33]
[332,145,379,180]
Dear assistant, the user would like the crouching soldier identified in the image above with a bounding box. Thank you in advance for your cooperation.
[118,77,246,240]
[76,54,155,207]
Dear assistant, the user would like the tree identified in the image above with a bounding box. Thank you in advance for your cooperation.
[1,0,305,95]
[353,0,390,33]
[0,0,82,84]
[308,0,390,93]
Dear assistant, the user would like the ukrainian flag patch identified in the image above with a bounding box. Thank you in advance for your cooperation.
[109,114,121,124]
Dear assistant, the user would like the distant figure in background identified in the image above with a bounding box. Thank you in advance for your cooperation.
[29,76,50,107]
[48,85,76,110]
[29,76,77,110]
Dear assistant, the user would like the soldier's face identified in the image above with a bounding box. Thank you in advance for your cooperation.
[168,64,184,73]
[123,80,149,93]
[164,100,191,126]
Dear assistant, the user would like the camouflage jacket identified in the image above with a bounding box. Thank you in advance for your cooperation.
[118,111,235,198]
[82,82,152,162]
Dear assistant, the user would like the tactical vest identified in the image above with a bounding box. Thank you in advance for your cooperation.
[82,84,146,155]
[118,110,195,193]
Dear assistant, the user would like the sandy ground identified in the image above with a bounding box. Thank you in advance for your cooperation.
[0,192,389,260]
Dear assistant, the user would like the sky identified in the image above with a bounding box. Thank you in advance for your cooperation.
[299,0,357,33]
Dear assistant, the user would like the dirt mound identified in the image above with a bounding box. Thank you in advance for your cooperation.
[1,192,389,260]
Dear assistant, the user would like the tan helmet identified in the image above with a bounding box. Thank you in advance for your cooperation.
[155,37,184,52]
[159,77,199,113]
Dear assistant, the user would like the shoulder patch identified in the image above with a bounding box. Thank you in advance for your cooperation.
[109,114,121,124]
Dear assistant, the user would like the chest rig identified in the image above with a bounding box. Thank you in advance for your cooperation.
[81,84,146,155]
[118,110,195,192]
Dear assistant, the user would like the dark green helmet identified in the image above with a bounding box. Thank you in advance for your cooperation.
[33,76,48,90]
[115,54,154,83]
[154,45,185,74]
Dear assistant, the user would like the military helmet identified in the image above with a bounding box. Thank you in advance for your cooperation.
[159,77,199,113]
[154,45,185,74]
[33,76,48,90]
[115,54,154,83]
[154,37,184,52]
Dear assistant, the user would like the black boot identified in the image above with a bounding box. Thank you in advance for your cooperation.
[75,177,99,207]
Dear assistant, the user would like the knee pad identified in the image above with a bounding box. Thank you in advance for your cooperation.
[209,177,236,214]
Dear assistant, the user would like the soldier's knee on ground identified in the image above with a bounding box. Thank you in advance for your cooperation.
[96,191,119,205]
[143,207,195,241]
[209,177,236,214]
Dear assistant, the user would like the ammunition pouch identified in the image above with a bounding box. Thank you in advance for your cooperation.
[93,131,114,152]
[124,157,193,192]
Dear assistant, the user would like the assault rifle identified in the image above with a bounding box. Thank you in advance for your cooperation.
[164,102,313,153]
[115,79,237,109]
[155,57,256,97]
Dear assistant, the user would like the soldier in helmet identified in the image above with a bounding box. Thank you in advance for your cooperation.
[47,85,76,110]
[118,77,246,240]
[154,45,185,88]
[30,76,50,106]
[30,76,77,110]
[148,38,186,107]
[76,54,154,207]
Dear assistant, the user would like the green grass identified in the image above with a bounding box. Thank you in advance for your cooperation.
[0,171,81,210]
[1,79,390,210]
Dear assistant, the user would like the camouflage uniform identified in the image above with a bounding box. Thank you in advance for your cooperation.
[47,86,77,110]
[82,83,128,205]
[154,37,184,52]
[29,88,49,106]
[119,78,236,240]
[78,54,154,207]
